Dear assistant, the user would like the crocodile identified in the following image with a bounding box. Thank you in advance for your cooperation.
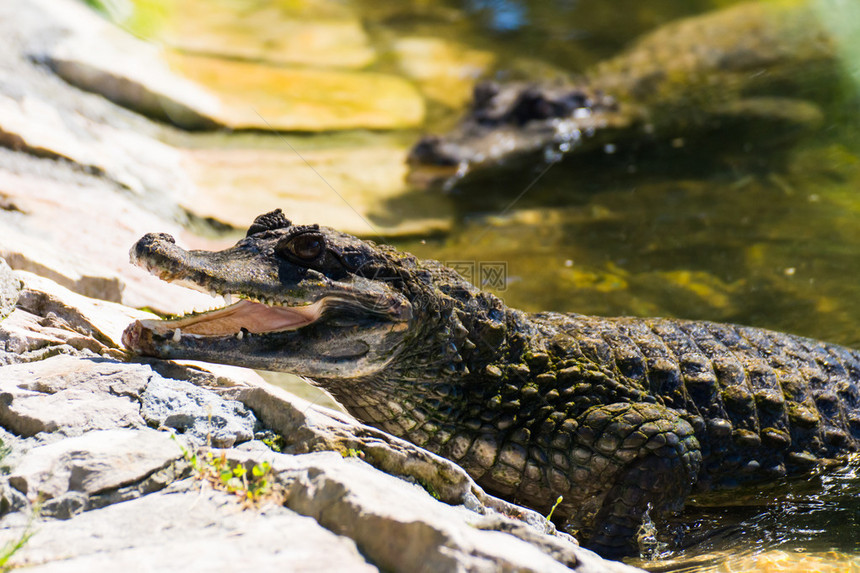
[123,210,860,558]
[408,0,840,186]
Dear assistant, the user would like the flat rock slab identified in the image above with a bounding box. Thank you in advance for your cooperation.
[112,0,376,69]
[0,356,148,437]
[0,269,162,363]
[181,144,451,236]
[14,271,156,349]
[7,428,182,501]
[37,0,424,131]
[0,169,225,314]
[165,52,425,131]
[392,36,495,109]
[6,483,376,572]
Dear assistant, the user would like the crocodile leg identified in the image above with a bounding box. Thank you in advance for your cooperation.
[572,402,702,557]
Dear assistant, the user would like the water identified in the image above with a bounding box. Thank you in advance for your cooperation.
[111,0,860,567]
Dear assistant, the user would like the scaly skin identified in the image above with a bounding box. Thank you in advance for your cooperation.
[408,0,838,185]
[123,210,860,558]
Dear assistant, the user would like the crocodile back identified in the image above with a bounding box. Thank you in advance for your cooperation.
[550,314,860,488]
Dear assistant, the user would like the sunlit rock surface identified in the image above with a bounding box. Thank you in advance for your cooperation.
[98,0,377,69]
[36,0,424,131]
[10,485,377,572]
[181,143,450,237]
[0,167,224,314]
[166,52,425,131]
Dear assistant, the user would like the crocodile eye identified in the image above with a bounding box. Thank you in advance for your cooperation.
[277,232,325,263]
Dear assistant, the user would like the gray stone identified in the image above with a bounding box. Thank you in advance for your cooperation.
[0,174,223,314]
[7,428,182,502]
[1,270,158,360]
[0,355,150,436]
[0,258,21,320]
[222,449,640,573]
[141,377,258,448]
[219,378,477,506]
[6,483,377,572]
[0,477,29,516]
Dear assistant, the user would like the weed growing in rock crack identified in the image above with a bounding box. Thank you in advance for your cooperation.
[341,448,364,459]
[416,478,440,501]
[0,505,38,572]
[172,435,285,508]
[545,495,563,524]
[0,439,11,474]
[259,434,286,453]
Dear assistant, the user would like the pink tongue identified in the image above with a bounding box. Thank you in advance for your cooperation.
[179,300,313,335]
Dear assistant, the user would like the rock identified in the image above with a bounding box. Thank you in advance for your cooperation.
[0,270,159,363]
[392,37,495,109]
[222,449,639,573]
[283,452,577,572]
[7,428,182,502]
[165,51,425,131]
[0,168,225,314]
[141,377,258,448]
[0,258,21,320]
[0,307,111,365]
[0,353,264,448]
[14,271,156,349]
[0,92,188,197]
[7,484,377,572]
[181,144,452,237]
[124,0,377,69]
[35,0,425,131]
[32,0,221,130]
[0,226,124,305]
[0,356,148,437]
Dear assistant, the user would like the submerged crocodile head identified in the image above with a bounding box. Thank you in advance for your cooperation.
[407,80,624,188]
[123,209,509,389]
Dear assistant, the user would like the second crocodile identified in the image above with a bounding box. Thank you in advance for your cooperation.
[408,0,841,186]
[123,210,860,558]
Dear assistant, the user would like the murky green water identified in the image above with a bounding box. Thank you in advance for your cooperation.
[110,0,860,568]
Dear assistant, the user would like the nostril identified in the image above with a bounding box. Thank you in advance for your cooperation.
[408,136,459,167]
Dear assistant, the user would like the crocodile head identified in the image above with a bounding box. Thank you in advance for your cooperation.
[407,81,623,188]
[122,209,426,379]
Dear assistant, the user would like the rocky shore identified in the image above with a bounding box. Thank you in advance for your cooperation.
[0,0,640,570]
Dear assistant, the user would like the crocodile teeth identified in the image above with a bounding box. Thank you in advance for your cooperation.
[172,328,181,342]
[224,293,233,305]
[236,329,243,340]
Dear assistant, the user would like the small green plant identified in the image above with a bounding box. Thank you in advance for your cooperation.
[545,495,563,523]
[0,505,38,572]
[260,434,286,453]
[341,448,364,459]
[0,438,11,475]
[416,478,440,501]
[172,434,283,508]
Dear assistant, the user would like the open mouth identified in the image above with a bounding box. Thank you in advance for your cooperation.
[154,298,325,339]
[124,295,327,349]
